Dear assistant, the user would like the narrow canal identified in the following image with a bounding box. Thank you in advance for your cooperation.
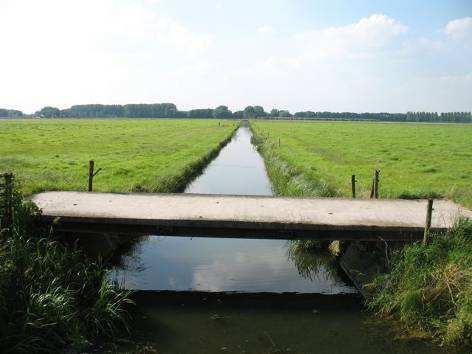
[109,126,449,353]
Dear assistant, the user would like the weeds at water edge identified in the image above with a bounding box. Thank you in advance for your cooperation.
[367,219,472,347]
[0,190,133,353]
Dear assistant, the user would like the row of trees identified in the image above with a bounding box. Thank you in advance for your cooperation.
[0,108,23,118]
[1,104,471,123]
[406,111,472,123]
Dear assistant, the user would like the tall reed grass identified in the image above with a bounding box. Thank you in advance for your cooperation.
[0,191,133,353]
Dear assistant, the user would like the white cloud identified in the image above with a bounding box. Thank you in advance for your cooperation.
[228,14,409,86]
[293,14,408,59]
[153,17,213,51]
[0,0,212,112]
[444,17,472,41]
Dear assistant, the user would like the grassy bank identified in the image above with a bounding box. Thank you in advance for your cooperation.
[251,126,339,198]
[251,120,471,347]
[0,191,133,353]
[0,119,236,195]
[251,120,472,207]
[368,220,472,347]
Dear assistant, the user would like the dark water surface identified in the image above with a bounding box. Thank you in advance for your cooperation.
[107,127,450,354]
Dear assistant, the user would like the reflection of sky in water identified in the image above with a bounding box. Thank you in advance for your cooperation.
[112,236,355,294]
[110,127,356,294]
[185,126,273,195]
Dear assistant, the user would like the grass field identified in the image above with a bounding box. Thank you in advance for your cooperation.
[251,120,472,208]
[0,119,236,195]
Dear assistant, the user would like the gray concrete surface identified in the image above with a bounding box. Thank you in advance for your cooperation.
[31,191,472,240]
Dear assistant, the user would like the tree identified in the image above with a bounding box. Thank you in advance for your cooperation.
[278,110,291,117]
[243,106,255,118]
[233,110,244,119]
[188,109,214,118]
[35,106,61,118]
[253,106,267,117]
[244,105,267,118]
[0,108,24,118]
[213,105,232,119]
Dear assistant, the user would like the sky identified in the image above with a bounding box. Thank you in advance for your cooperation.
[0,0,471,113]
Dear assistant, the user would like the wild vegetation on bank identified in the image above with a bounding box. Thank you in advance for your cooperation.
[251,120,472,208]
[0,119,236,195]
[251,129,339,199]
[369,220,472,346]
[0,191,133,353]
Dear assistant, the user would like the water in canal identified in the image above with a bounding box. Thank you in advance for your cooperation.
[109,126,451,354]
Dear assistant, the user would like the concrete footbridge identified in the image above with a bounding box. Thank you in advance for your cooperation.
[31,191,472,241]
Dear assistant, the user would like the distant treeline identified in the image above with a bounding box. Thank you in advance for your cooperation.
[1,104,471,123]
[0,108,24,118]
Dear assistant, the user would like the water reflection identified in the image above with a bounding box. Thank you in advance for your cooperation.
[185,126,273,195]
[111,236,355,294]
[110,127,356,294]
[287,243,337,281]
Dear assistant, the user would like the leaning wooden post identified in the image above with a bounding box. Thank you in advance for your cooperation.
[370,170,379,198]
[278,137,281,147]
[370,174,375,199]
[351,175,356,198]
[423,199,434,245]
[88,160,94,192]
[374,169,380,199]
[88,160,102,192]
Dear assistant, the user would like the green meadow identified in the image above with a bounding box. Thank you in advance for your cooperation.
[0,119,236,195]
[251,120,472,208]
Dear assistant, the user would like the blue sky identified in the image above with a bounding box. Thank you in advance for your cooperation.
[0,0,471,113]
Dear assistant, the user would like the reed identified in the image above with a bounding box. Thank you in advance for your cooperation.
[0,190,133,353]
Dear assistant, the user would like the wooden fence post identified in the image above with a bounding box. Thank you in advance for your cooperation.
[0,173,14,236]
[370,173,375,198]
[351,175,356,198]
[88,161,102,192]
[423,199,434,245]
[370,170,380,199]
[374,169,380,199]
[88,160,94,192]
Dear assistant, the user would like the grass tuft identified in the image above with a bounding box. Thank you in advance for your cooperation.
[0,190,133,353]
[367,219,472,347]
